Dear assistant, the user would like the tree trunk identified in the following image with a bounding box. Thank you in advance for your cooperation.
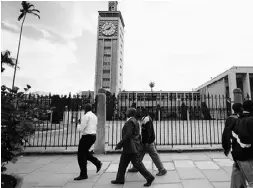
[12,14,26,89]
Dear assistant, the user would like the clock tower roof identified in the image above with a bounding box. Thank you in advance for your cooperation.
[98,11,125,27]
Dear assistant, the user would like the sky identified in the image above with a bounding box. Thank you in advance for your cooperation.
[1,0,253,94]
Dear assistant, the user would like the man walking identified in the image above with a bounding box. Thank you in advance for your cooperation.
[222,103,246,188]
[111,108,155,187]
[233,100,253,188]
[74,103,102,180]
[128,108,167,176]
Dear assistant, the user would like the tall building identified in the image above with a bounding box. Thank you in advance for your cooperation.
[94,1,125,96]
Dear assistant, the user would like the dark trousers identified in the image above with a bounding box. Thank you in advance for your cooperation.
[116,153,154,182]
[77,134,100,175]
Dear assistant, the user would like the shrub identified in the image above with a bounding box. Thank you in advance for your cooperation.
[1,84,50,172]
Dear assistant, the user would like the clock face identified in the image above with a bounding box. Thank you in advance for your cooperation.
[101,22,116,36]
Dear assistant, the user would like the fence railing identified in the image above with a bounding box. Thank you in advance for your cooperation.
[106,93,230,149]
[24,93,95,149]
[24,92,232,150]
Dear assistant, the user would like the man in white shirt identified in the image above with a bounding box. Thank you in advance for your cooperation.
[74,103,102,180]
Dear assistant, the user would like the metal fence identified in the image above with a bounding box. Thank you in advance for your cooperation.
[24,92,231,150]
[25,93,95,149]
[106,93,231,149]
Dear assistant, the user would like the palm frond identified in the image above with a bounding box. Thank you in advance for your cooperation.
[30,12,40,19]
[18,12,25,21]
[30,9,40,13]
[28,4,34,9]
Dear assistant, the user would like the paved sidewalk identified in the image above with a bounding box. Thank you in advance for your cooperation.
[5,152,234,188]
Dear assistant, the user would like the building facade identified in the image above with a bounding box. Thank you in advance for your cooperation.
[195,66,253,102]
[94,1,125,96]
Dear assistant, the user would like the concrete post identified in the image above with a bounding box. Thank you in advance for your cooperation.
[243,73,251,100]
[94,93,106,154]
[233,88,243,104]
[229,72,237,103]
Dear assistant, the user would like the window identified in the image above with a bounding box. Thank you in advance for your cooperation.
[120,58,122,62]
[103,86,110,89]
[103,78,110,81]
[103,62,110,65]
[119,81,121,84]
[103,70,110,73]
[104,54,111,57]
[120,66,122,69]
[104,46,111,50]
[120,73,122,76]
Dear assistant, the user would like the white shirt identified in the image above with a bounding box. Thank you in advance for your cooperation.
[77,111,97,135]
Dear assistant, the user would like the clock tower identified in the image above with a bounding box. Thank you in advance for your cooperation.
[94,1,125,96]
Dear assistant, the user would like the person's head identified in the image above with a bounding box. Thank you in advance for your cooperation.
[85,103,92,113]
[242,100,253,113]
[141,108,149,117]
[126,108,136,118]
[232,103,243,114]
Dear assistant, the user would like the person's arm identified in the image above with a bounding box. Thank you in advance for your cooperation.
[142,117,151,144]
[222,118,233,156]
[77,114,89,132]
[115,121,133,149]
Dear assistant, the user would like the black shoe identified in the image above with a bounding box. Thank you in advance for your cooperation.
[74,175,88,181]
[144,177,155,187]
[156,169,167,176]
[128,167,138,173]
[111,180,124,184]
[96,161,102,173]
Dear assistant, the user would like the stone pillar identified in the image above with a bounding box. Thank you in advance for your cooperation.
[94,93,106,154]
[229,72,237,103]
[243,73,251,100]
[233,88,243,104]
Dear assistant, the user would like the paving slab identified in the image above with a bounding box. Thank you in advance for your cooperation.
[126,172,145,182]
[174,160,195,168]
[176,168,205,179]
[189,153,211,161]
[36,173,74,187]
[63,182,94,188]
[195,161,220,169]
[153,170,180,183]
[202,169,230,182]
[23,171,53,184]
[95,172,118,185]
[213,158,233,167]
[151,183,183,188]
[182,179,214,188]
[212,181,231,188]
[163,162,175,170]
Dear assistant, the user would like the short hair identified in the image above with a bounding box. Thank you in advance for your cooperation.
[243,100,253,112]
[141,108,148,116]
[85,103,92,112]
[127,108,136,118]
[232,103,243,113]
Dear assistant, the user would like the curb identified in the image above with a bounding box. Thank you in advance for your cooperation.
[20,148,223,156]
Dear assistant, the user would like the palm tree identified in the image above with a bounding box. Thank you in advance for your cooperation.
[149,81,155,92]
[12,1,40,89]
[1,50,16,73]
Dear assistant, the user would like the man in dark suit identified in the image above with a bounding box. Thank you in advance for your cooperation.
[111,108,155,187]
